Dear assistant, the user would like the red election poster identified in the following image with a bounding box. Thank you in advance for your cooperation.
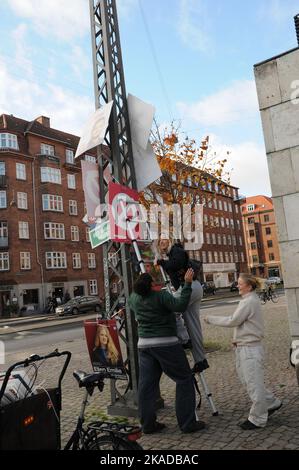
[108,181,142,243]
[84,319,127,380]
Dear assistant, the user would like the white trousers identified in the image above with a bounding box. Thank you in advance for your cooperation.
[235,345,281,427]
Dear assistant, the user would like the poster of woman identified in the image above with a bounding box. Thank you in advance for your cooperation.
[84,319,126,379]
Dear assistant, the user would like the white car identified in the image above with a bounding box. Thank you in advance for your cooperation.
[267,277,282,285]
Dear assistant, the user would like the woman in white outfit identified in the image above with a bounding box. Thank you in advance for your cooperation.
[205,273,282,430]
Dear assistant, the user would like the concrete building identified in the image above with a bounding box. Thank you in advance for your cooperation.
[0,114,104,316]
[254,38,299,347]
[241,195,282,279]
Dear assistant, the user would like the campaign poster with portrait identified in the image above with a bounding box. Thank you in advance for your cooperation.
[84,319,127,380]
[130,241,165,291]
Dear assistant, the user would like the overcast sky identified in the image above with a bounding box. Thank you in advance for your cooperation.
[1,0,299,196]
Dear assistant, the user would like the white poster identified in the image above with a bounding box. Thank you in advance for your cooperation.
[75,101,113,159]
[81,160,101,218]
[128,94,162,191]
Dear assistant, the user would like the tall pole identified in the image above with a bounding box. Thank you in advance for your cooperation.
[89,0,139,416]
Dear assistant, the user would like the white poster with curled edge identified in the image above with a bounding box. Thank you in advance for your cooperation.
[132,140,162,192]
[75,101,113,159]
[128,94,155,150]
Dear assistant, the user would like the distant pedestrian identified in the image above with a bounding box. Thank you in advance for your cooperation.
[205,273,282,429]
[63,290,71,304]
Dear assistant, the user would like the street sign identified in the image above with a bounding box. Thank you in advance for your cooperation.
[89,221,110,249]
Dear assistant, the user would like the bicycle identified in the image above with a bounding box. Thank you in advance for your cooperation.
[259,289,279,305]
[64,370,143,450]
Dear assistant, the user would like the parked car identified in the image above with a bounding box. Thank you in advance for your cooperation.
[267,277,282,285]
[202,281,216,296]
[230,281,238,292]
[55,296,102,316]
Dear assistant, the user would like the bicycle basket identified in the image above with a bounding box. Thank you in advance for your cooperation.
[0,350,71,450]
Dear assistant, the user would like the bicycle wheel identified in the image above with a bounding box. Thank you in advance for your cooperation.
[87,435,143,450]
[271,292,279,303]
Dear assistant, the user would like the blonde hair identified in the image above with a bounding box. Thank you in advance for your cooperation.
[239,273,261,291]
[94,324,119,365]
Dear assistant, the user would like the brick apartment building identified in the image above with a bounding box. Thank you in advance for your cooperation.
[241,195,282,279]
[184,175,248,287]
[0,114,104,317]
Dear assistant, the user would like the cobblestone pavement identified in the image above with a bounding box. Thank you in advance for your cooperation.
[3,295,299,450]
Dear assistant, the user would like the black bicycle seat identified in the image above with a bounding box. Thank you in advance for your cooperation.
[73,370,104,388]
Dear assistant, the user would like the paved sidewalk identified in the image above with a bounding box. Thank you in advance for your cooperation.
[2,296,298,450]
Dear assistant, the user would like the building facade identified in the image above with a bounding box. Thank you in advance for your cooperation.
[0,114,104,316]
[241,195,282,279]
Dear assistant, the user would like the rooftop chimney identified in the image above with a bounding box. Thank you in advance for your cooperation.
[295,14,299,46]
[35,116,50,128]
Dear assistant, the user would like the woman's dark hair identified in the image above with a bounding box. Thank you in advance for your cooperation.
[134,273,153,297]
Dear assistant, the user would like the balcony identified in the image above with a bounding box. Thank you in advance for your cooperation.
[0,236,8,248]
[0,175,7,188]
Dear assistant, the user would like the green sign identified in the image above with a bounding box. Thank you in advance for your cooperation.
[89,221,110,249]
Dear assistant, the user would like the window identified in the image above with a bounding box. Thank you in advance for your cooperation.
[69,200,78,215]
[208,251,213,263]
[42,194,63,212]
[252,255,258,263]
[89,279,98,295]
[223,235,227,245]
[0,252,9,270]
[66,149,74,164]
[251,242,257,250]
[67,174,76,189]
[220,217,225,228]
[20,252,31,270]
[0,221,8,238]
[202,251,207,263]
[206,233,211,244]
[214,252,218,263]
[210,215,214,226]
[235,252,239,262]
[223,201,227,212]
[239,236,243,246]
[241,252,245,262]
[228,203,232,212]
[232,235,236,246]
[218,200,223,211]
[41,167,61,184]
[72,253,81,269]
[208,199,213,209]
[225,252,229,263]
[230,219,234,228]
[44,222,65,240]
[249,230,255,237]
[248,217,255,224]
[71,225,79,241]
[17,192,28,210]
[86,227,90,242]
[41,143,54,156]
[228,235,232,245]
[213,199,217,209]
[215,217,219,226]
[85,155,97,164]
[217,234,221,245]
[16,163,26,180]
[247,204,255,212]
[219,252,224,263]
[0,191,7,208]
[230,252,234,263]
[267,240,273,248]
[0,133,18,150]
[46,252,67,269]
[204,214,208,226]
[269,253,275,261]
[265,227,271,235]
[0,162,5,175]
[212,233,216,245]
[264,215,270,222]
[226,218,230,228]
[19,221,29,239]
[88,253,96,268]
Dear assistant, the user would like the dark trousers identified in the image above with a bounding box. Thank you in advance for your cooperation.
[138,344,197,432]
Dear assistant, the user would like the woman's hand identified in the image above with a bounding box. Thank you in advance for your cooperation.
[184,268,194,283]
